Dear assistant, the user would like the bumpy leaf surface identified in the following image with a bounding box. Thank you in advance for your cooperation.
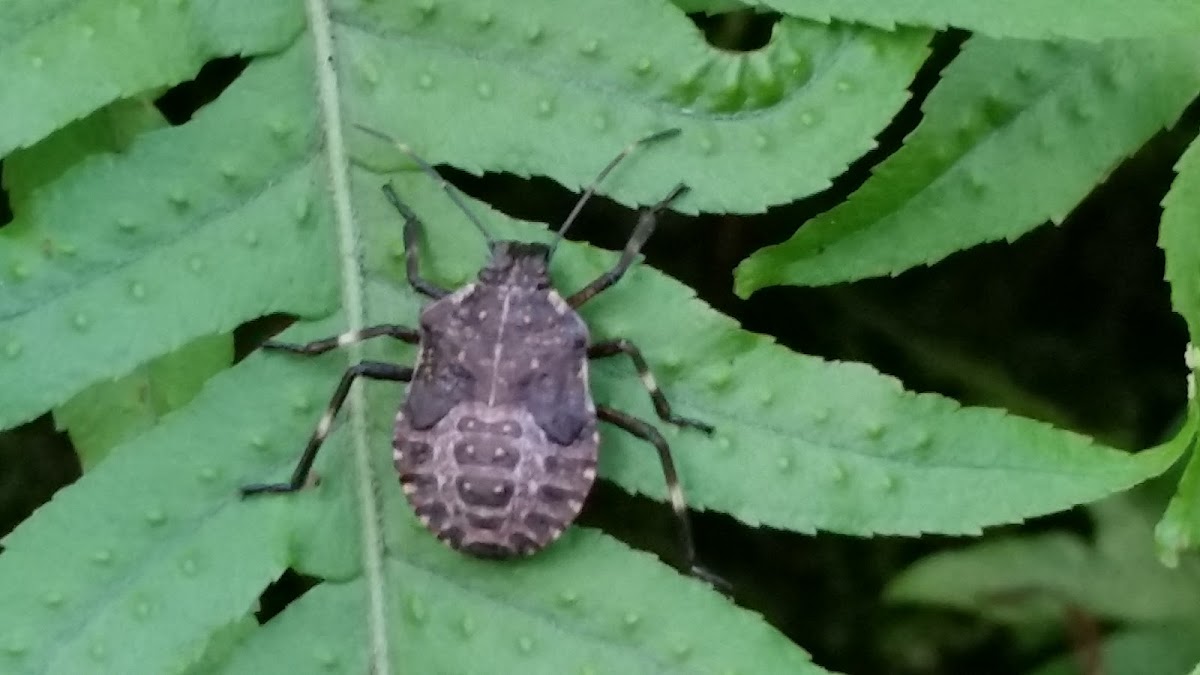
[54,333,233,469]
[338,0,930,213]
[216,528,821,674]
[737,35,1200,294]
[749,0,1200,41]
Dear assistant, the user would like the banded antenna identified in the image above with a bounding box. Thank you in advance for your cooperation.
[549,128,682,259]
[354,124,495,246]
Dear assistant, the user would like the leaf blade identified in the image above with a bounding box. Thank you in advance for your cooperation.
[737,36,1200,294]
[1155,135,1200,565]
[750,0,1200,41]
[0,0,304,156]
[0,41,336,431]
[888,494,1200,625]
[340,0,930,213]
[0,355,302,675]
[53,332,234,469]
[218,530,828,675]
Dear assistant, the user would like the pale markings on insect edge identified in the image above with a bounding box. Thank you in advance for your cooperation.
[336,331,359,347]
[639,370,659,396]
[315,410,335,439]
[547,290,571,316]
[1186,343,1199,400]
[580,361,596,414]
[485,289,515,405]
[668,482,686,518]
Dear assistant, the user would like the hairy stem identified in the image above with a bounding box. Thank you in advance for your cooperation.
[304,0,391,672]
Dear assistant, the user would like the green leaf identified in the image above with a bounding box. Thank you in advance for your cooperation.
[1028,622,1200,675]
[0,0,304,157]
[216,530,821,675]
[0,355,295,674]
[53,332,234,469]
[737,35,1200,295]
[341,0,931,213]
[1162,137,1200,349]
[670,0,750,13]
[558,226,1187,536]
[1156,136,1200,566]
[179,617,258,675]
[3,97,167,213]
[0,40,338,432]
[887,489,1200,625]
[1155,431,1200,566]
[748,0,1200,41]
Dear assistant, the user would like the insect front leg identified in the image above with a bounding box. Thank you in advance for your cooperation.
[263,324,419,356]
[596,404,729,592]
[382,183,450,299]
[566,183,689,308]
[588,338,712,433]
[240,361,413,495]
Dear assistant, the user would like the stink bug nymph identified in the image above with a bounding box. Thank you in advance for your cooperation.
[241,127,724,587]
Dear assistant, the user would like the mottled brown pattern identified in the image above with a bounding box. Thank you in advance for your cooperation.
[395,402,597,557]
[393,249,599,557]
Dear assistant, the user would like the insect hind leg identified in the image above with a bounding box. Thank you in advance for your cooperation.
[262,324,419,356]
[596,404,729,592]
[240,361,413,495]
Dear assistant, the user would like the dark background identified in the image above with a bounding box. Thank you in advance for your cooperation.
[2,11,1195,674]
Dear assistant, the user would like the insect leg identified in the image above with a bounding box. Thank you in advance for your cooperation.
[262,324,418,356]
[240,361,413,495]
[596,404,729,591]
[566,183,688,308]
[382,182,450,299]
[588,339,712,433]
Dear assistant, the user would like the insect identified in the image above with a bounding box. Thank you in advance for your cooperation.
[241,127,724,588]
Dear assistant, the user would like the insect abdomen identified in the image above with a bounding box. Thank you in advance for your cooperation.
[394,402,598,557]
